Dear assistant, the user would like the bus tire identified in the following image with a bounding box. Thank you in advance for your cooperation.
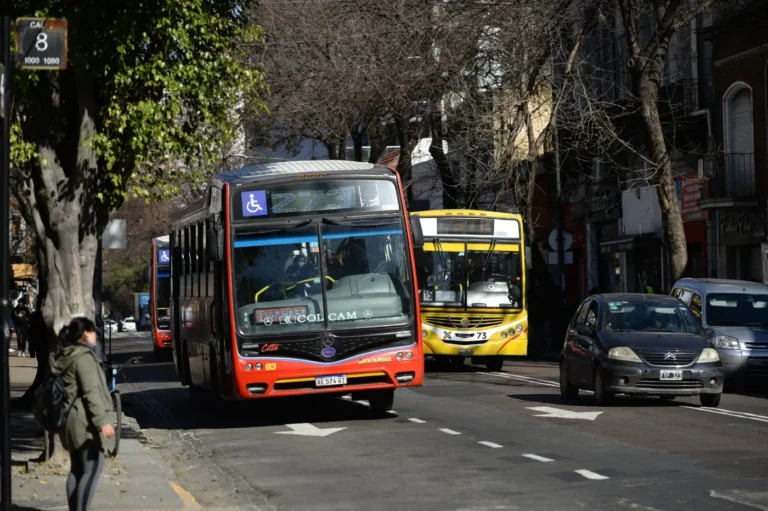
[369,389,395,415]
[189,383,207,404]
[485,357,504,372]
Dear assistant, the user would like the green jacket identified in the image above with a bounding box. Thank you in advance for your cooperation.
[50,345,114,453]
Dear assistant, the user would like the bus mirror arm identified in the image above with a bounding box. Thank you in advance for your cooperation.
[410,218,424,249]
[210,301,216,336]
[207,224,224,262]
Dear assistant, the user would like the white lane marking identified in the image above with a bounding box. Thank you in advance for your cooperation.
[408,418,426,423]
[388,410,397,414]
[478,441,503,449]
[354,400,369,405]
[710,490,768,511]
[522,454,554,463]
[275,423,346,437]
[341,395,352,400]
[439,428,461,435]
[681,406,768,424]
[575,469,609,480]
[488,372,559,388]
[526,406,603,421]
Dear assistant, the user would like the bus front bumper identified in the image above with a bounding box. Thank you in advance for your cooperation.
[422,328,528,357]
[233,348,424,399]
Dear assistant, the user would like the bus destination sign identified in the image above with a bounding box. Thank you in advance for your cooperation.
[15,18,68,70]
[436,217,494,235]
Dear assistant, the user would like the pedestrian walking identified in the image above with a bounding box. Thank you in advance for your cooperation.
[13,301,31,356]
[51,317,115,511]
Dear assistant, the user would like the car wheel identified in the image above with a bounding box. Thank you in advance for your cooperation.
[700,392,721,408]
[559,361,579,401]
[593,368,613,406]
[369,389,395,416]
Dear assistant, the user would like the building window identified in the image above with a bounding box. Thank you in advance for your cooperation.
[722,82,755,195]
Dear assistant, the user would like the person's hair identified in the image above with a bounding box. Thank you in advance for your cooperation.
[58,317,96,347]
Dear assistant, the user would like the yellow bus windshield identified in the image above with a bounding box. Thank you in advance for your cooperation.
[415,241,523,309]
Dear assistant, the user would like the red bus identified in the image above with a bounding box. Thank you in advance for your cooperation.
[151,235,172,356]
[169,161,424,412]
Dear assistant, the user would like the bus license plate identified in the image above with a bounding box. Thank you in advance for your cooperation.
[316,375,347,387]
[660,370,682,381]
[458,349,473,356]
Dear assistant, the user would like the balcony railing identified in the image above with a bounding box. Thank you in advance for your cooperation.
[703,152,756,199]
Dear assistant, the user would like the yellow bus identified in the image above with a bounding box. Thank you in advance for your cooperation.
[411,210,528,371]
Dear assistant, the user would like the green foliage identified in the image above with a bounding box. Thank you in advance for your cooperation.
[10,0,267,204]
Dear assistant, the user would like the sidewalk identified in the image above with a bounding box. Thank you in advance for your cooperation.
[10,357,198,510]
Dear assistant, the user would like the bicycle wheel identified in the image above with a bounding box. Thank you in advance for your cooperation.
[108,390,122,458]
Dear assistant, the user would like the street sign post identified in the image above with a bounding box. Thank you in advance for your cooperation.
[15,18,68,70]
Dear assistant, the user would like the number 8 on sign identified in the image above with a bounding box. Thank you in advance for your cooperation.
[35,32,48,52]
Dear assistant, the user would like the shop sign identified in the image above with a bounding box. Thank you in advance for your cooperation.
[600,241,634,254]
[675,174,708,222]
[719,211,766,246]
[587,182,621,223]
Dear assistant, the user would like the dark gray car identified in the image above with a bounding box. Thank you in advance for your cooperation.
[560,294,724,407]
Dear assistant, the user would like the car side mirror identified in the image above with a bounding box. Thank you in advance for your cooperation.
[704,328,715,339]
[577,325,594,337]
[410,218,424,249]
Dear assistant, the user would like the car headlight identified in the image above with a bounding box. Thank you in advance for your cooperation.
[608,347,642,362]
[697,348,721,363]
[715,335,739,350]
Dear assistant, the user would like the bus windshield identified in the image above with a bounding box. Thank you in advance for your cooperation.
[156,272,171,329]
[233,219,413,336]
[416,243,523,309]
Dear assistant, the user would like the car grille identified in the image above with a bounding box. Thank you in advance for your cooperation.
[424,315,504,329]
[635,379,703,390]
[638,350,699,367]
[744,342,768,350]
[747,357,768,375]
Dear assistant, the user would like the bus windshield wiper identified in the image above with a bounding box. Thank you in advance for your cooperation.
[243,218,312,235]
[482,239,498,273]
[322,217,399,228]
[433,237,449,275]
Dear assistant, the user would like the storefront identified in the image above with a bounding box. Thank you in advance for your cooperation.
[587,181,622,293]
[716,209,766,281]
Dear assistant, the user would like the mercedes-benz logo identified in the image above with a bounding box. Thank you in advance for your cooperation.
[664,352,676,360]
[322,337,334,347]
[460,318,469,328]
[364,309,373,319]
[263,317,273,326]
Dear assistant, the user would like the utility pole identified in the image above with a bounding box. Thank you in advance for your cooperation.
[1,15,13,511]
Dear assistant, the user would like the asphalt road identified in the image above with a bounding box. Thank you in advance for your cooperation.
[110,334,768,510]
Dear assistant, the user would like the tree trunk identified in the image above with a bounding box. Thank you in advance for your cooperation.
[395,114,421,203]
[428,106,456,209]
[636,73,687,284]
[367,119,388,164]
[12,68,106,462]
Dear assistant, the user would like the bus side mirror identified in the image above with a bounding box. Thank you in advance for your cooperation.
[207,224,224,262]
[410,218,424,249]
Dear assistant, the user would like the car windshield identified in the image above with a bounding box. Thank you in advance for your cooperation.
[603,299,702,334]
[233,219,412,335]
[706,293,768,327]
[415,242,523,308]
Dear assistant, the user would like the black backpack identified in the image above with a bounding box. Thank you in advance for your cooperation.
[33,353,87,432]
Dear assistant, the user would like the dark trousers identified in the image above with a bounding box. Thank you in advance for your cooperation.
[66,441,104,511]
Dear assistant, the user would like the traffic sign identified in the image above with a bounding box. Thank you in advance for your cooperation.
[15,18,68,70]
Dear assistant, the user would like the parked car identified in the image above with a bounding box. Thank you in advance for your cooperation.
[104,319,118,333]
[671,278,768,385]
[560,293,723,407]
[120,317,137,332]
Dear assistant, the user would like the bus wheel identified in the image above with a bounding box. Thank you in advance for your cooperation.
[369,389,395,415]
[189,383,208,404]
[485,357,504,372]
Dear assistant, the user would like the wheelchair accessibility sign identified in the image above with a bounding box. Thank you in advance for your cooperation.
[157,249,171,264]
[241,190,268,217]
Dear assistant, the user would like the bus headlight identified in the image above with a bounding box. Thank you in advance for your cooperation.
[422,330,428,339]
[245,363,253,371]
[516,324,524,333]
[406,352,413,359]
[255,363,263,371]
[396,352,404,360]
[507,328,514,336]
[501,331,508,338]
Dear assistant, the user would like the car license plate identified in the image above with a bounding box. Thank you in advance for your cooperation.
[660,370,683,381]
[458,349,473,356]
[316,375,347,387]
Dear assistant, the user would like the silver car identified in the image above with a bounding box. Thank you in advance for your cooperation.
[671,278,768,384]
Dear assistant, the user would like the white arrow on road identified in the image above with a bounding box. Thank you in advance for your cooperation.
[526,406,603,421]
[275,423,346,437]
